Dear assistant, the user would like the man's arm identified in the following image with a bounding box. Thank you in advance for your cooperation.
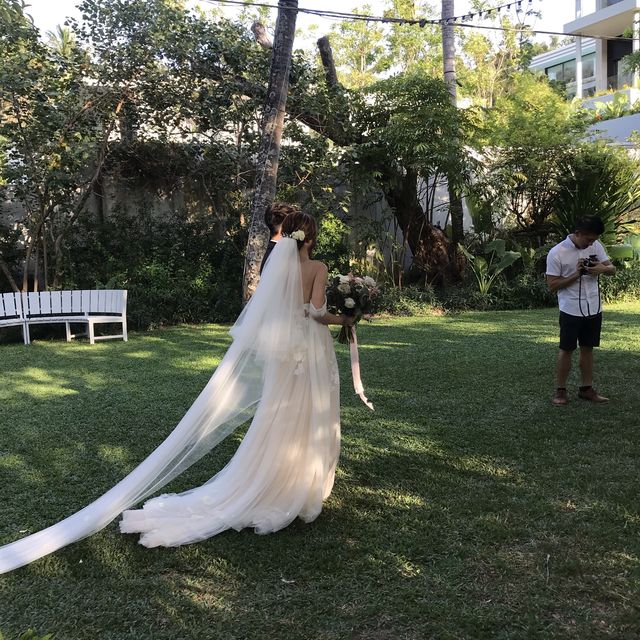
[587,260,616,277]
[547,271,580,293]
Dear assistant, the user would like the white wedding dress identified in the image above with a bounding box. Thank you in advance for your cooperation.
[0,239,340,572]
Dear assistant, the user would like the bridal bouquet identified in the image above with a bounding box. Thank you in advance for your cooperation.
[326,273,380,343]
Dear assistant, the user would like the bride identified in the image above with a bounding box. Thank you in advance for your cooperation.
[0,209,353,573]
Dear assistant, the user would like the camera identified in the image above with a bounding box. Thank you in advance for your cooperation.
[580,254,598,275]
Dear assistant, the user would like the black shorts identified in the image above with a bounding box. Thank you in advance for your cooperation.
[559,311,602,351]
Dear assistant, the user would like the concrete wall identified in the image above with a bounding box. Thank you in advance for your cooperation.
[587,112,640,145]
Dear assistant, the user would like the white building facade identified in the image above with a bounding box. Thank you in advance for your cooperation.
[530,1,640,97]
[529,1,640,146]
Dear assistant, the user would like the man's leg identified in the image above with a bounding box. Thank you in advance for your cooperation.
[554,311,578,405]
[552,349,573,405]
[556,349,573,388]
[577,315,608,403]
[578,346,593,387]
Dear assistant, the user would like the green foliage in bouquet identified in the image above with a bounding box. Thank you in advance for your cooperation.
[326,273,380,343]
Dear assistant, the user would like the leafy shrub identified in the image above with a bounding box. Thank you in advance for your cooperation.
[66,201,245,329]
[600,261,640,303]
[437,285,500,312]
[551,143,640,244]
[107,255,242,330]
[314,212,352,274]
[492,270,556,309]
[376,285,438,316]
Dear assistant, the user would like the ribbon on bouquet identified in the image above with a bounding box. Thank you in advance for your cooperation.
[348,326,374,411]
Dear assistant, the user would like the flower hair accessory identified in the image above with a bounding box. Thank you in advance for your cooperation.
[285,229,305,242]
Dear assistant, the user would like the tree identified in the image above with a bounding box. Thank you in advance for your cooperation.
[441,0,464,248]
[243,0,298,302]
[457,2,542,108]
[471,72,588,238]
[382,0,442,76]
[355,71,470,280]
[46,25,77,58]
[328,5,387,89]
[0,0,472,301]
[0,0,122,291]
[0,0,273,293]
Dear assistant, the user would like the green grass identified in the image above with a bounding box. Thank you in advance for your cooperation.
[1,303,639,640]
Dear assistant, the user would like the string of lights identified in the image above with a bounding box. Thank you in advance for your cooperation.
[203,0,538,26]
[200,0,636,43]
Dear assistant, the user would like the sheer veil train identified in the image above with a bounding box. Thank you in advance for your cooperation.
[0,237,337,573]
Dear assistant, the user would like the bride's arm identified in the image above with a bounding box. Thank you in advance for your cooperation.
[310,263,354,326]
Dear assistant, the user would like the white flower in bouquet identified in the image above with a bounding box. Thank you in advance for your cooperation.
[354,277,363,284]
[363,276,376,287]
[291,230,305,241]
[337,283,351,294]
[339,275,350,284]
[344,298,356,309]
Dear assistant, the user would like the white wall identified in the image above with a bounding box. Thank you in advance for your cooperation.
[586,111,640,144]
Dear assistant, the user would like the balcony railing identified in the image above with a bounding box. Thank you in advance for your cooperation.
[608,70,634,89]
[582,86,640,110]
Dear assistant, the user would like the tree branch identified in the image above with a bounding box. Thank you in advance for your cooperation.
[317,36,339,89]
[0,253,20,292]
[251,22,273,49]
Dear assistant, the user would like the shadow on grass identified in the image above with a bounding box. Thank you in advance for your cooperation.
[1,308,639,639]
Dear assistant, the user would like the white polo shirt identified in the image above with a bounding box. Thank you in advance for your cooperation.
[546,236,609,317]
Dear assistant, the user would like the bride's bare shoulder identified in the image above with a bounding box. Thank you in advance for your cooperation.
[310,260,328,275]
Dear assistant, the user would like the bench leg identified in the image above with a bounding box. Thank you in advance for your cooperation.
[65,322,72,342]
[122,318,128,342]
[88,320,95,345]
[23,323,30,345]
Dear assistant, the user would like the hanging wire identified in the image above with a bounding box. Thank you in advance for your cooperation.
[198,0,635,42]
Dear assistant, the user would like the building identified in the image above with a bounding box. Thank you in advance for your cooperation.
[530,1,640,98]
[529,38,597,98]
[529,1,640,146]
[565,0,640,97]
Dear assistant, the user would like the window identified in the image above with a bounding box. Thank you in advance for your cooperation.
[545,54,596,84]
[564,59,577,84]
[546,63,564,82]
[582,53,595,79]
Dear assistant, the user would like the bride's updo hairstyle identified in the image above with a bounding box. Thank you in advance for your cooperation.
[281,211,317,252]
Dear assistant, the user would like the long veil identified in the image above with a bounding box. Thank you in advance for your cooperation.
[0,238,305,574]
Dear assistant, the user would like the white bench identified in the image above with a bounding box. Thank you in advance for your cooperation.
[0,289,128,345]
[0,292,28,344]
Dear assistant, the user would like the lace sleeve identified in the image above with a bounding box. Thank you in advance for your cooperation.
[308,300,327,319]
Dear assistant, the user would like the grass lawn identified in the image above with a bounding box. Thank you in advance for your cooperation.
[0,302,639,640]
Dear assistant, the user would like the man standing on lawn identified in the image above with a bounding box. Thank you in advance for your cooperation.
[546,216,616,406]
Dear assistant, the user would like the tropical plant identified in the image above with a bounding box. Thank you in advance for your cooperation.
[550,143,640,243]
[592,93,631,121]
[460,238,521,294]
[607,244,634,262]
[465,189,497,236]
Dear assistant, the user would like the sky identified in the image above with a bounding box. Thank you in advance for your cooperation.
[25,0,590,45]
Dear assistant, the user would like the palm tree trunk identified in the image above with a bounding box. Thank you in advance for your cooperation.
[441,0,464,248]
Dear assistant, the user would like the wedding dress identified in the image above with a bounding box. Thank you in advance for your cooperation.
[0,238,340,572]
